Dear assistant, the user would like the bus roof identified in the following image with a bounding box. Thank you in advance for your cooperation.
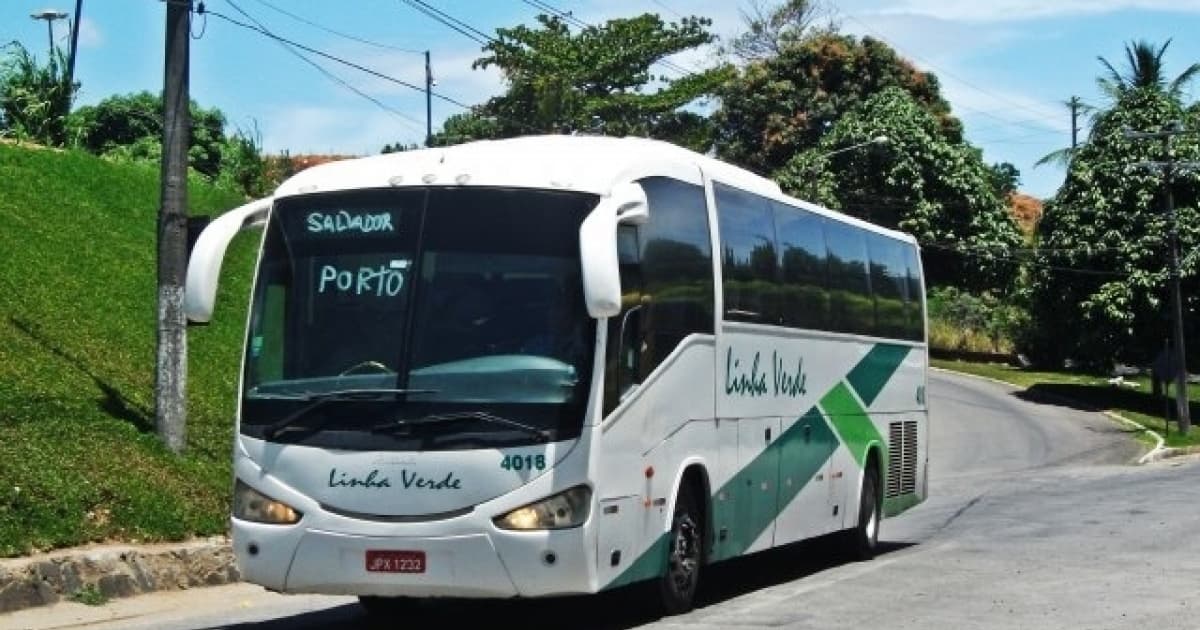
[274,134,775,198]
[272,134,916,245]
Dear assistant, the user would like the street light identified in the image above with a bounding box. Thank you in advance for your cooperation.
[819,134,890,161]
[30,9,68,59]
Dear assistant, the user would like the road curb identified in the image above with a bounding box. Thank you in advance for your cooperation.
[929,367,1169,465]
[0,536,237,614]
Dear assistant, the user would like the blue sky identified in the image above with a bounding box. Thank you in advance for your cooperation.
[2,0,1199,198]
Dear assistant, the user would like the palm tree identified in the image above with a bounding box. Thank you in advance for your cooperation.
[1037,39,1198,168]
[1096,38,1200,101]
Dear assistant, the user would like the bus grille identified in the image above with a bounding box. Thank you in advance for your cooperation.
[886,421,919,498]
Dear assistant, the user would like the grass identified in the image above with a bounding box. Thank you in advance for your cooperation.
[70,584,108,606]
[932,359,1200,449]
[0,144,259,556]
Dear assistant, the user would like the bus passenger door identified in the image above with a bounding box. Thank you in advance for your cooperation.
[736,416,782,554]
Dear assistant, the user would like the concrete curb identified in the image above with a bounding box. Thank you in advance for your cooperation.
[0,536,237,614]
[930,367,1169,464]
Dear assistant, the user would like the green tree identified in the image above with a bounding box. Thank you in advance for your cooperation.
[774,87,1022,293]
[1097,39,1200,102]
[70,91,229,179]
[714,32,961,175]
[1026,88,1199,369]
[0,42,74,146]
[431,13,731,151]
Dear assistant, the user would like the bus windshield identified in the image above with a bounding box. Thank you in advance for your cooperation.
[240,187,599,449]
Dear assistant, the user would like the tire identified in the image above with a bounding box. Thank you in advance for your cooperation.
[657,483,703,615]
[844,462,881,561]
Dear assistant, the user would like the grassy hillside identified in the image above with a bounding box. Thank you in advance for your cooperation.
[0,144,260,556]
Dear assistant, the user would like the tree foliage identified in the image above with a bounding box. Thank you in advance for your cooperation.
[728,0,825,62]
[1097,39,1200,102]
[774,87,1023,292]
[431,13,731,151]
[70,91,229,179]
[0,42,74,146]
[1026,87,1200,369]
[714,32,961,175]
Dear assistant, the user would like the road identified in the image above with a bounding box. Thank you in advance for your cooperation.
[10,371,1198,630]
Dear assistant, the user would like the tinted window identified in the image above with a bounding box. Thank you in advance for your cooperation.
[604,177,714,413]
[774,203,828,330]
[903,243,926,341]
[825,221,873,335]
[868,233,908,339]
[715,183,779,324]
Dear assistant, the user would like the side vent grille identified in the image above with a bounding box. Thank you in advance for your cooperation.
[886,421,919,498]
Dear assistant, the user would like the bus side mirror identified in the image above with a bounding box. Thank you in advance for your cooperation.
[579,183,647,319]
[184,197,272,324]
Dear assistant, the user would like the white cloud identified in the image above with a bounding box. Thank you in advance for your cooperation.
[858,0,1200,23]
[77,17,103,48]
[257,105,425,156]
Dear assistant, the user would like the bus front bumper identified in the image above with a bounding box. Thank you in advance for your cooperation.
[233,518,594,598]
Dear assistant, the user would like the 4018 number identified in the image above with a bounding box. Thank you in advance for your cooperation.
[501,454,546,471]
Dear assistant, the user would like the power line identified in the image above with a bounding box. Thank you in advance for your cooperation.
[247,0,426,53]
[202,5,540,134]
[203,7,465,111]
[398,0,494,46]
[218,0,425,133]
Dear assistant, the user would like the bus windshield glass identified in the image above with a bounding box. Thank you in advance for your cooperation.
[240,187,599,449]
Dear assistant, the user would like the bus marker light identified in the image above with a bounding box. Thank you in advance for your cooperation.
[422,173,437,183]
[387,175,404,186]
[455,174,470,185]
[644,466,654,478]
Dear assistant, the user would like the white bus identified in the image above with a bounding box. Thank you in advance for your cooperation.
[185,135,928,615]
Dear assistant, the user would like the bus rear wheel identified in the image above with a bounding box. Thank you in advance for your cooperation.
[658,483,702,614]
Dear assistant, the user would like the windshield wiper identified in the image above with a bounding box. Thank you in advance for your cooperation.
[373,411,551,443]
[260,388,438,440]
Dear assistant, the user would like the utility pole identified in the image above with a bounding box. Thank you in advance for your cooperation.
[157,0,191,453]
[1126,121,1199,435]
[424,50,433,147]
[67,0,83,96]
[1068,96,1082,151]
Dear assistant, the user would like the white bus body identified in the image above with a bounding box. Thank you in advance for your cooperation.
[185,135,928,613]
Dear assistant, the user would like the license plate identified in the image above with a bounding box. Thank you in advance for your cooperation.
[365,550,426,573]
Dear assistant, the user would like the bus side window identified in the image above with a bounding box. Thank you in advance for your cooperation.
[602,178,715,415]
[903,244,926,342]
[824,221,873,336]
[714,183,780,325]
[774,202,829,330]
[867,233,908,340]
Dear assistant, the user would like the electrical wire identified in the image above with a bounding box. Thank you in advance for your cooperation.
[398,0,494,45]
[202,4,541,134]
[248,0,426,53]
[219,0,425,133]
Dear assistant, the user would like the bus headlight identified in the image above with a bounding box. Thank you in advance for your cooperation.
[494,485,591,530]
[233,479,302,525]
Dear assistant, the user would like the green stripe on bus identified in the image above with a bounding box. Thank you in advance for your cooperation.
[846,344,911,407]
[819,382,883,468]
[605,533,668,590]
[605,342,914,589]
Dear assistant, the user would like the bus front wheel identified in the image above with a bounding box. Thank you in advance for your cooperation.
[843,461,880,561]
[658,483,702,614]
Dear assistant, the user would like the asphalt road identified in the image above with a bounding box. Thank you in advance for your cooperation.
[12,370,1198,630]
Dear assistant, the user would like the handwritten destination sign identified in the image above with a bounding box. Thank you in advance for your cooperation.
[317,261,409,297]
[306,211,395,235]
